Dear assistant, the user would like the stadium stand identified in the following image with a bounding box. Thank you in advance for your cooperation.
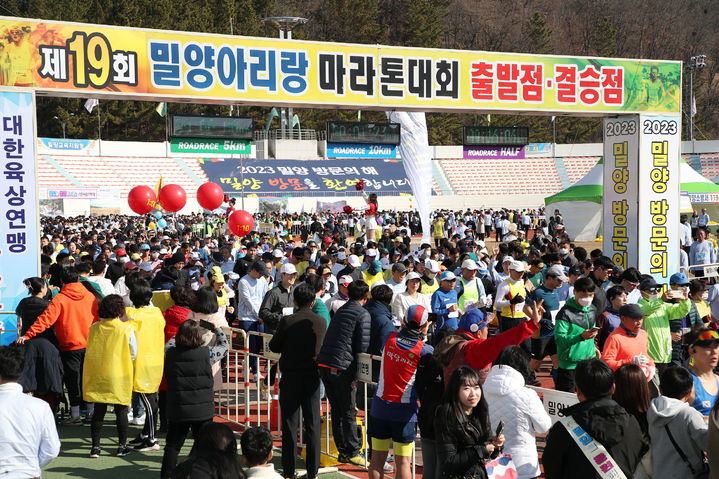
[694,153,719,182]
[562,156,601,183]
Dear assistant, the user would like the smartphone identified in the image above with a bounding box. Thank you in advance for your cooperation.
[667,290,683,299]
[495,421,504,437]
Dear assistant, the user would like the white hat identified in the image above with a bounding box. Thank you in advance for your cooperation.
[406,272,422,281]
[339,275,354,286]
[159,247,168,254]
[461,259,479,270]
[380,257,391,270]
[366,248,378,257]
[424,259,440,273]
[348,254,361,268]
[280,263,297,275]
[509,261,526,272]
[272,249,284,258]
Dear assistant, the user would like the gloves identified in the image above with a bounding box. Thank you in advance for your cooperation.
[509,295,524,305]
[632,354,649,367]
[484,295,493,308]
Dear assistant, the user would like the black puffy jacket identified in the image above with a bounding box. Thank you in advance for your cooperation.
[316,300,370,371]
[543,397,647,479]
[165,345,214,423]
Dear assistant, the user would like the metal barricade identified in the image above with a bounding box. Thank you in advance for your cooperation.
[0,311,19,344]
[680,262,719,281]
[215,332,418,478]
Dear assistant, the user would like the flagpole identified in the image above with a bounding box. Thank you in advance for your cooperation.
[97,101,102,156]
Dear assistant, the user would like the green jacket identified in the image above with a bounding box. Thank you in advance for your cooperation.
[639,297,691,364]
[554,297,597,370]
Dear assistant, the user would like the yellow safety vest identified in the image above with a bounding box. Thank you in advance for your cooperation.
[83,318,134,406]
[458,277,480,313]
[216,287,228,307]
[126,306,166,394]
[500,279,527,319]
[420,277,440,296]
[363,270,385,290]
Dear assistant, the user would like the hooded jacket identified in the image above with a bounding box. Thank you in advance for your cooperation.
[639,297,691,364]
[484,365,551,479]
[543,397,646,479]
[316,300,370,372]
[554,298,597,370]
[23,282,99,351]
[647,395,708,479]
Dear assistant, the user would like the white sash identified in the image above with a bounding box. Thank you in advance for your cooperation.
[558,415,628,479]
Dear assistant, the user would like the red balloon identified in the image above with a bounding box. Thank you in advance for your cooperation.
[228,210,254,237]
[127,185,156,215]
[196,182,224,211]
[158,184,187,212]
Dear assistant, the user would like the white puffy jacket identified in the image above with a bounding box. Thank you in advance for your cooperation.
[484,365,552,479]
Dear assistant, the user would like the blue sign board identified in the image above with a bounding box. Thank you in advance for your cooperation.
[327,142,398,159]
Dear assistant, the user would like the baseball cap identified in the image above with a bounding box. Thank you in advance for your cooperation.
[406,272,422,281]
[669,272,690,286]
[366,248,378,257]
[159,247,168,255]
[140,244,150,250]
[280,263,297,275]
[348,255,361,268]
[545,264,568,281]
[339,275,354,286]
[124,261,138,270]
[639,278,659,290]
[457,309,488,334]
[618,304,644,318]
[439,271,457,281]
[323,236,332,244]
[337,252,347,260]
[272,249,284,258]
[380,257,391,270]
[392,262,407,273]
[115,248,127,257]
[139,261,153,272]
[425,259,440,273]
[508,261,526,272]
[461,259,479,270]
[130,253,142,261]
[405,304,429,328]
[190,252,201,261]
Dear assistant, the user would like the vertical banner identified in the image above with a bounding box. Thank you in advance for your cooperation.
[602,117,640,269]
[637,116,681,283]
[0,90,38,345]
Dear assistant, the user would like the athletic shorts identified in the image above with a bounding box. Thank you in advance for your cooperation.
[531,336,556,360]
[368,416,417,445]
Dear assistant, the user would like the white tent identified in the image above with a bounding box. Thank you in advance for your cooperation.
[545,158,717,241]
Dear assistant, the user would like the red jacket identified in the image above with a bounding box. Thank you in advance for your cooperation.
[24,282,99,351]
[163,305,191,343]
[442,320,539,386]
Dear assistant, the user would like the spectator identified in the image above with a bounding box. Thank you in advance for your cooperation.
[151,252,190,290]
[326,275,352,317]
[0,344,60,476]
[597,285,627,351]
[17,266,100,423]
[543,358,646,479]
[84,294,136,458]
[368,304,434,479]
[237,260,271,379]
[392,272,431,331]
[172,422,244,479]
[601,304,656,382]
[365,284,396,359]
[484,346,551,479]
[126,281,166,452]
[316,280,371,466]
[554,277,598,392]
[268,283,327,479]
[431,271,460,333]
[648,366,708,479]
[241,427,282,479]
[305,274,331,325]
[160,319,228,477]
[638,277,690,374]
[434,366,504,479]
[613,363,651,439]
[88,260,116,297]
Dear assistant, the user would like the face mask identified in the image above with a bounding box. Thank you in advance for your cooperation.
[151,252,159,259]
[119,256,130,264]
[576,296,593,308]
[701,292,709,301]
[647,293,660,302]
[559,248,568,255]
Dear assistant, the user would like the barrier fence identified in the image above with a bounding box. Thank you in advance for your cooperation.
[215,329,418,478]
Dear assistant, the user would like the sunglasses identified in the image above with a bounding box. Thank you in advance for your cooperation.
[646,287,662,293]
[695,330,719,343]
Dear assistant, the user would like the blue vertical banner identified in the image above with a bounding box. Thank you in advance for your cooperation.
[0,90,38,345]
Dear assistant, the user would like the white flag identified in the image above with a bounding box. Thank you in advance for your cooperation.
[551,115,556,122]
[691,96,697,117]
[84,98,99,113]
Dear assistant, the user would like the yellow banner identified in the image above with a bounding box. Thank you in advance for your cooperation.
[0,17,682,114]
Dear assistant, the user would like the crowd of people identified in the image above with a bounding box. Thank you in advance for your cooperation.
[4,204,719,479]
